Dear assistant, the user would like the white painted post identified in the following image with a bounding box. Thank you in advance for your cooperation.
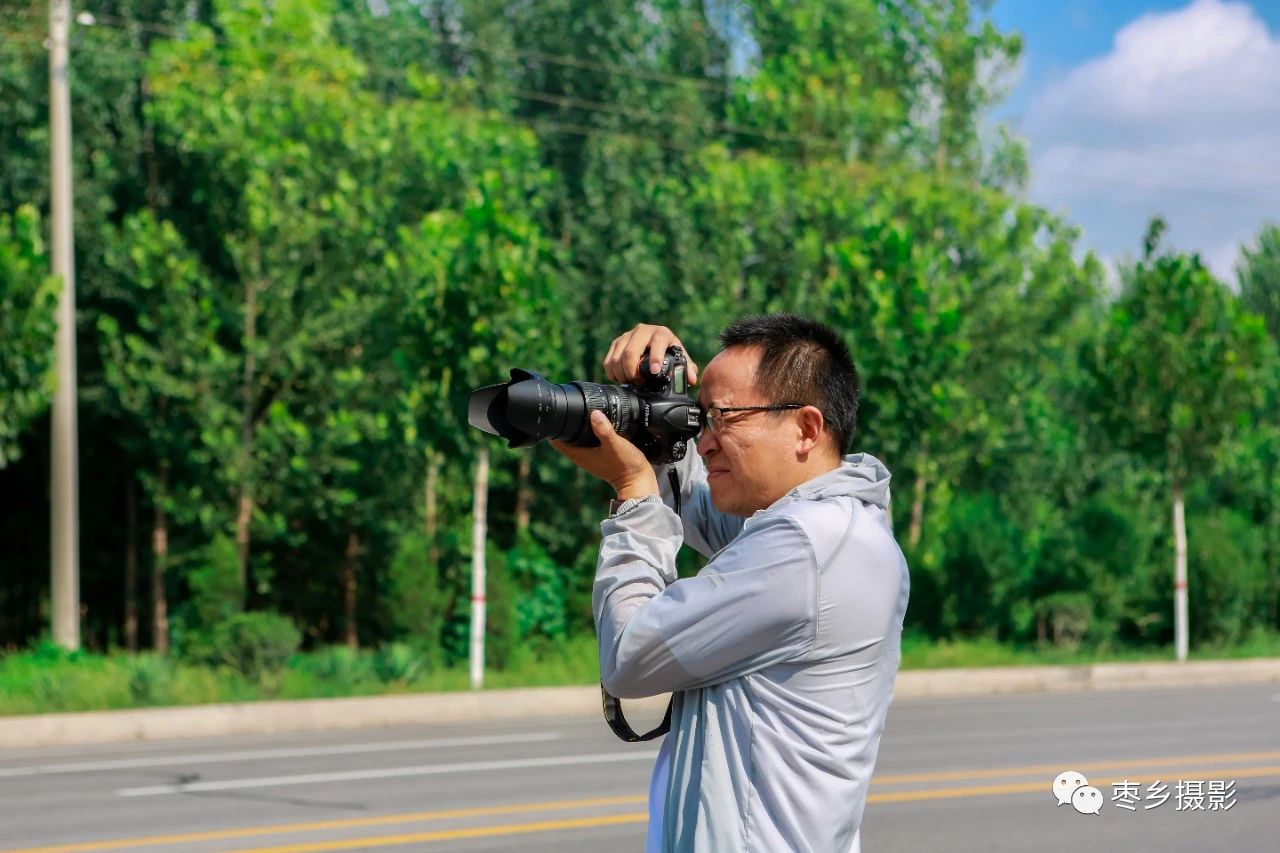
[469,446,490,688]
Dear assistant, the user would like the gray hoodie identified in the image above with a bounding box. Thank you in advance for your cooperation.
[593,450,910,852]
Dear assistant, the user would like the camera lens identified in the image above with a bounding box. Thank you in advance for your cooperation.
[468,370,645,448]
[577,383,639,443]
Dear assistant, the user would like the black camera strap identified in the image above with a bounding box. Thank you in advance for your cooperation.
[602,685,673,741]
[601,466,682,743]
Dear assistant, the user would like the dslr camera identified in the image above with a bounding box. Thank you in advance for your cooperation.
[467,346,701,464]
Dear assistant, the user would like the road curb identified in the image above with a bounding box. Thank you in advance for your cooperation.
[892,657,1280,698]
[3,658,1278,749]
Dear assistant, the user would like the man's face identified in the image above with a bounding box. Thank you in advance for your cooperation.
[694,345,805,517]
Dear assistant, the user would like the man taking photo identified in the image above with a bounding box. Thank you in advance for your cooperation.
[551,313,910,852]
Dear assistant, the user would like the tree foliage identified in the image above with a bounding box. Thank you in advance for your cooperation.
[0,0,1276,661]
[0,205,57,467]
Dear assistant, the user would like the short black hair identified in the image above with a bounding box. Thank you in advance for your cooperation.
[719,313,859,454]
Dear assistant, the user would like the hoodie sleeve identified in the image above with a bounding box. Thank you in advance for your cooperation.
[654,450,745,559]
[593,500,817,699]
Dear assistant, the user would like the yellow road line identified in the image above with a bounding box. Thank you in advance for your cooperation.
[220,814,649,853]
[874,749,1280,785]
[869,763,1280,803]
[73,765,1280,853]
[0,796,646,853]
[6,753,1279,853]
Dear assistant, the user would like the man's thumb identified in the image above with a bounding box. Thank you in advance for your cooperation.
[590,410,616,439]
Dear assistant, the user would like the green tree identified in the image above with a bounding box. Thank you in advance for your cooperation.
[399,174,567,673]
[96,212,224,652]
[1092,218,1269,659]
[1238,223,1280,341]
[0,205,57,468]
[146,0,425,603]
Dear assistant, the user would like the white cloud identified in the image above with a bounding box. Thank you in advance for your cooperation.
[1023,0,1280,281]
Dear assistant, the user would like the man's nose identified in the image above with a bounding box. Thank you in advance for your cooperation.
[696,426,717,457]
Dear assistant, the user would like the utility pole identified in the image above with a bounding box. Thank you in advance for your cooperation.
[49,0,80,650]
[469,446,489,689]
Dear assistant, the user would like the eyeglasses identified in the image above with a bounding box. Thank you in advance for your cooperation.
[698,403,805,437]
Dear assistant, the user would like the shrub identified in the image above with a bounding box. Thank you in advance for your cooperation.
[1189,508,1268,645]
[186,534,246,628]
[299,645,377,687]
[507,536,569,653]
[125,653,173,705]
[373,643,426,685]
[384,529,446,667]
[1033,592,1093,650]
[211,612,301,688]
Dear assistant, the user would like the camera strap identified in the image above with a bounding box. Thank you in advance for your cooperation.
[600,466,681,743]
[602,685,673,741]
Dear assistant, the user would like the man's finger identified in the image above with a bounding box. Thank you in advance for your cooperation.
[651,333,698,385]
[604,335,627,383]
[610,328,645,383]
[647,331,674,377]
[590,409,618,440]
[620,334,654,384]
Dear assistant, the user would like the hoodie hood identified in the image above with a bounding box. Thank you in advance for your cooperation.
[785,452,893,510]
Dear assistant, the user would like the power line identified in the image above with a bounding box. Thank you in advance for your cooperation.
[0,5,731,94]
[0,28,711,160]
[492,85,840,152]
[0,5,864,154]
[11,13,1277,190]
[0,18,848,157]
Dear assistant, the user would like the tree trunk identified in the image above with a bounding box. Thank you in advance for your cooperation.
[235,492,253,604]
[425,450,439,569]
[515,454,531,537]
[140,74,160,210]
[343,530,359,650]
[124,476,139,652]
[1173,480,1188,662]
[151,461,170,655]
[469,446,490,689]
[236,276,258,604]
[907,440,930,551]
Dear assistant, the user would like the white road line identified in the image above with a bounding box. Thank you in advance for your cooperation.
[891,714,1280,744]
[0,733,562,778]
[117,751,659,797]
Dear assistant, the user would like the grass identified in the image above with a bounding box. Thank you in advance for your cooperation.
[0,635,605,716]
[898,625,1280,669]
[2,629,1279,717]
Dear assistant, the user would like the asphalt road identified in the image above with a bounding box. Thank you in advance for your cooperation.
[0,683,1277,852]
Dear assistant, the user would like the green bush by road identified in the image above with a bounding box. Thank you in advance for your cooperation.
[4,631,1279,717]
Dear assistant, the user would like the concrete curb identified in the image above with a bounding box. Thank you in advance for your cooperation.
[892,657,1280,698]
[0,687,672,749]
[3,658,1278,749]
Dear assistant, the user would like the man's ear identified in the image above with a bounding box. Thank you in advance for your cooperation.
[795,405,826,455]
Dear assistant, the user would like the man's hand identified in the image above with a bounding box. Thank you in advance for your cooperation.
[550,411,659,500]
[603,323,700,386]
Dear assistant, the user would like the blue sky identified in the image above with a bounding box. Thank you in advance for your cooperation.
[984,0,1280,280]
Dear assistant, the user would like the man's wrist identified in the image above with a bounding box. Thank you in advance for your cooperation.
[615,486,659,502]
[614,473,659,502]
[609,494,658,516]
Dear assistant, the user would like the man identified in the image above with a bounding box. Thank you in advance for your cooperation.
[552,314,910,852]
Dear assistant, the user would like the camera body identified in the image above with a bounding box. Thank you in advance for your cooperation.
[468,346,701,464]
